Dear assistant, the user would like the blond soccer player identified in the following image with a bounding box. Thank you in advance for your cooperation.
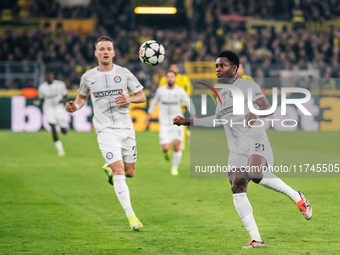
[66,36,145,231]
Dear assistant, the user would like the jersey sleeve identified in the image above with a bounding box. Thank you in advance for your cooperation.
[147,88,160,114]
[126,69,143,93]
[78,73,90,96]
[38,85,44,99]
[60,81,68,96]
[251,82,265,102]
[193,115,217,127]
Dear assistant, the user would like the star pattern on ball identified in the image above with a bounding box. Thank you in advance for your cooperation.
[144,42,153,50]
[143,55,150,63]
[153,47,162,58]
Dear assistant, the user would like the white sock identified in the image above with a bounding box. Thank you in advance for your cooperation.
[172,151,182,170]
[259,171,301,203]
[233,193,262,241]
[54,140,64,155]
[113,175,134,218]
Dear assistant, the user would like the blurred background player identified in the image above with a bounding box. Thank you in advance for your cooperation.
[145,70,196,176]
[237,63,255,82]
[159,64,191,95]
[65,36,145,231]
[173,50,312,249]
[34,72,68,156]
[158,64,192,150]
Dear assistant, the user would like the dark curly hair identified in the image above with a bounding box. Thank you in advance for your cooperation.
[217,50,240,70]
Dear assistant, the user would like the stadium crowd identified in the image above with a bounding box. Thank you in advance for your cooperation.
[1,0,340,89]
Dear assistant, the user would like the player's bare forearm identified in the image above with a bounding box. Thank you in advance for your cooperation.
[246,97,272,127]
[65,94,87,112]
[115,90,146,106]
[144,113,151,126]
[129,90,146,103]
[255,97,272,118]
[173,116,192,126]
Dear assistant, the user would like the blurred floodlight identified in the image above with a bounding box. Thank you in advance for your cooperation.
[134,7,177,14]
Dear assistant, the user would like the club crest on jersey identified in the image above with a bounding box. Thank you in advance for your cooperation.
[114,76,122,83]
[93,89,122,98]
[106,152,113,159]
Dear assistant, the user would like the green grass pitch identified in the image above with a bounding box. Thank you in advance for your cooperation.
[0,130,339,254]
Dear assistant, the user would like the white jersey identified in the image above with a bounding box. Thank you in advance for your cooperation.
[148,85,195,127]
[194,78,270,155]
[38,80,67,111]
[78,65,143,132]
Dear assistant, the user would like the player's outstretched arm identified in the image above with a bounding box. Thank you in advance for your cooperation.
[173,116,192,126]
[65,94,87,112]
[144,113,151,126]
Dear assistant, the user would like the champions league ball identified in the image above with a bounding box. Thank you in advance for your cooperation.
[139,40,165,66]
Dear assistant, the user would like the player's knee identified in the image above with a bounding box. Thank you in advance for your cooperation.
[111,168,125,175]
[173,141,181,152]
[61,128,67,134]
[125,164,136,178]
[162,147,169,153]
[173,146,180,152]
[230,180,247,193]
[126,171,135,178]
[231,185,247,193]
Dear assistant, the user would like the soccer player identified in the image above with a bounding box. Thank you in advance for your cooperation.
[35,72,68,156]
[145,70,196,176]
[65,36,145,231]
[159,64,192,149]
[173,50,312,249]
[158,64,191,95]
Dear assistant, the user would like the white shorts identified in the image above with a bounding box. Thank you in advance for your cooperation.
[228,142,274,169]
[97,127,137,165]
[43,105,67,128]
[159,125,184,145]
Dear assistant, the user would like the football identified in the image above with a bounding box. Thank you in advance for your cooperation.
[139,40,165,66]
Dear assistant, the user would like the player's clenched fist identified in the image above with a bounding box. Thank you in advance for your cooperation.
[65,101,77,112]
[173,116,188,126]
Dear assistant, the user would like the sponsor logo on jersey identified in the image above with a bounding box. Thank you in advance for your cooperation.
[114,76,122,83]
[93,89,122,98]
[219,106,233,116]
[161,101,178,105]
